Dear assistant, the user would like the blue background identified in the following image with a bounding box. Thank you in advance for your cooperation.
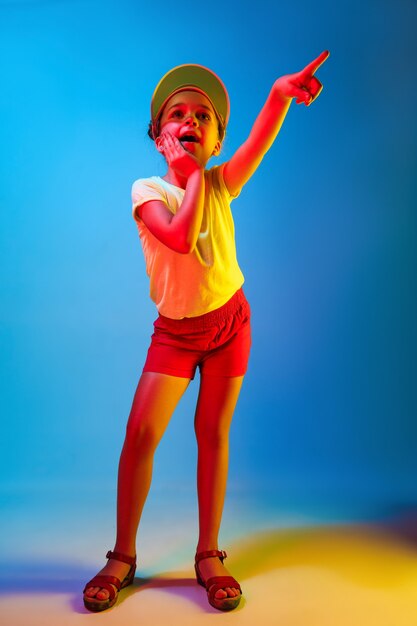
[1,0,416,522]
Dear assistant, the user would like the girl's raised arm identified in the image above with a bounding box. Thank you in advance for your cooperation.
[223,51,330,197]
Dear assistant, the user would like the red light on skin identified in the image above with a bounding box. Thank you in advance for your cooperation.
[180,140,198,153]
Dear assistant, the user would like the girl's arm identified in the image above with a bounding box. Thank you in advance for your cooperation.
[223,50,330,197]
[139,168,204,254]
[139,132,205,254]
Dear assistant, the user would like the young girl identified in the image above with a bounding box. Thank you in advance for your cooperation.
[83,52,329,613]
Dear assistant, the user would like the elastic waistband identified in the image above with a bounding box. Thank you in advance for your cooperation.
[157,287,247,330]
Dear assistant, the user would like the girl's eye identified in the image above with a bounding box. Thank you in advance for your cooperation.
[170,110,211,120]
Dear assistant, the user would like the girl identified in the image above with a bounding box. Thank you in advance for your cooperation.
[83,52,329,613]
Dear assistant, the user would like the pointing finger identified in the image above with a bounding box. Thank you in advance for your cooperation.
[301,50,330,77]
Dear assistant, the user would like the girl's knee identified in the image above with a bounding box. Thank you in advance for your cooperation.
[125,418,162,452]
[195,424,230,449]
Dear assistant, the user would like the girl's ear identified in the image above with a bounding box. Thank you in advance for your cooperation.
[155,137,164,153]
[212,140,222,156]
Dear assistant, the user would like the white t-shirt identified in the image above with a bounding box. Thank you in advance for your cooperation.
[131,163,245,319]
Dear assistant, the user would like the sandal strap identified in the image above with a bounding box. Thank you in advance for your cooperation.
[195,549,227,565]
[206,576,242,602]
[106,549,136,566]
[83,574,121,598]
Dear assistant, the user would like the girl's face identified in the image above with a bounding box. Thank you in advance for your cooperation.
[157,90,222,165]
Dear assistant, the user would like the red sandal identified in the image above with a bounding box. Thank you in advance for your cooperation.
[83,549,137,612]
[194,549,242,611]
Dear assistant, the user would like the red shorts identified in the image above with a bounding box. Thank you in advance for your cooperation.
[142,287,252,380]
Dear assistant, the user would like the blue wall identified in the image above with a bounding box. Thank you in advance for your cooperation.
[1,0,416,514]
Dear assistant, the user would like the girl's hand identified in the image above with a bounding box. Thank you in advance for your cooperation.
[273,50,330,106]
[156,131,203,177]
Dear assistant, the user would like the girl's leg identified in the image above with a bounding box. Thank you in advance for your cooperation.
[194,373,245,599]
[85,371,191,602]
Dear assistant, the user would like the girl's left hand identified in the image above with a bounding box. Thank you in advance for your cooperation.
[273,50,330,106]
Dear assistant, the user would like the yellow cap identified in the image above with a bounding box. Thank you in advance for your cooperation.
[150,63,230,138]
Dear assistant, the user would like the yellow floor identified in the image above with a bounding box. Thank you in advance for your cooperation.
[1,521,417,626]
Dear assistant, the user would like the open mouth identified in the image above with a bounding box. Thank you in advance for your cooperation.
[180,134,199,145]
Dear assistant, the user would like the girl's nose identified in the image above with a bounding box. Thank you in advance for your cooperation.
[185,114,198,126]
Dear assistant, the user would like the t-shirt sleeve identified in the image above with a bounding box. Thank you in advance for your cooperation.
[131,179,167,223]
[213,162,242,202]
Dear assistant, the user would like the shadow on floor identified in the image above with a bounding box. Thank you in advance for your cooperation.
[1,506,416,609]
